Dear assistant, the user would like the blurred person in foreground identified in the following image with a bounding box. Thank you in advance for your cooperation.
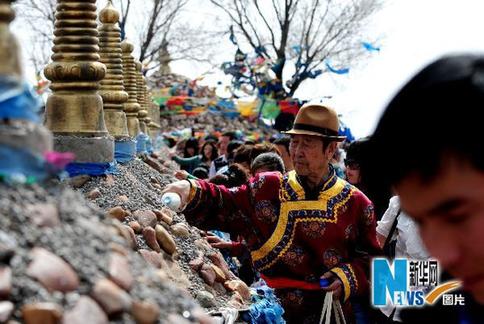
[163,104,381,323]
[366,54,484,323]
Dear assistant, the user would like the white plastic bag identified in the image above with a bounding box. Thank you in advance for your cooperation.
[319,291,347,324]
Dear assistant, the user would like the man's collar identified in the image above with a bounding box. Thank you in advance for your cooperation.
[296,165,335,196]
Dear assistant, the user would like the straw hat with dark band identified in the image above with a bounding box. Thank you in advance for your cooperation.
[283,104,346,141]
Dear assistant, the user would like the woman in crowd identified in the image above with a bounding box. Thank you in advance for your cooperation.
[345,137,392,220]
[172,140,218,175]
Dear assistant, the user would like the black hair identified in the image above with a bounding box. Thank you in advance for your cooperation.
[200,140,218,162]
[204,134,218,142]
[249,143,279,163]
[209,163,249,188]
[226,140,244,161]
[183,137,199,158]
[222,131,237,141]
[368,54,484,189]
[251,152,285,174]
[273,137,291,155]
[192,166,209,179]
[233,144,253,165]
[345,137,370,164]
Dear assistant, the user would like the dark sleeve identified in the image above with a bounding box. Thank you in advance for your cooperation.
[183,173,280,236]
[331,191,382,302]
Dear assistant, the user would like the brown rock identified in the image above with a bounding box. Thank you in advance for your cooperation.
[26,248,79,293]
[210,264,226,283]
[0,301,13,322]
[154,225,176,255]
[134,210,157,228]
[26,203,59,228]
[117,195,129,203]
[143,157,163,173]
[62,296,108,324]
[224,280,251,301]
[22,303,62,324]
[230,291,244,305]
[109,243,128,256]
[91,278,132,315]
[152,209,172,225]
[139,250,162,268]
[153,209,163,222]
[124,225,138,250]
[194,239,211,252]
[131,301,160,324]
[170,223,189,237]
[143,227,161,252]
[213,282,227,295]
[0,267,11,298]
[129,221,142,234]
[107,207,126,221]
[87,188,101,200]
[199,264,216,286]
[113,222,137,250]
[104,174,115,186]
[109,253,133,291]
[208,252,237,280]
[188,256,204,272]
[149,177,159,184]
[69,175,91,188]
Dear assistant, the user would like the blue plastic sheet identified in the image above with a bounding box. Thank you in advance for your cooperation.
[146,137,153,154]
[0,145,48,183]
[0,76,42,123]
[115,139,136,163]
[242,284,285,324]
[136,133,149,154]
[65,161,117,177]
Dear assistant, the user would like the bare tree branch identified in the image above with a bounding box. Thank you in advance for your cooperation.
[209,0,382,98]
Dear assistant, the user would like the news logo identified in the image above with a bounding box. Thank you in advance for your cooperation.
[372,258,462,308]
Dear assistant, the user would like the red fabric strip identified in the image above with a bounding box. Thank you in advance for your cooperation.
[261,274,321,290]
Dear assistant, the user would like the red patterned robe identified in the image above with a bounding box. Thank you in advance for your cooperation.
[184,169,381,323]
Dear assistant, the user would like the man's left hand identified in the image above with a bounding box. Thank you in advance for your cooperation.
[320,271,344,300]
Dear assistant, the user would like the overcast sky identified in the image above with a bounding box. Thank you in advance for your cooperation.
[13,0,484,138]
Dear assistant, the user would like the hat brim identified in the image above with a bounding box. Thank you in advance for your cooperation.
[283,129,346,142]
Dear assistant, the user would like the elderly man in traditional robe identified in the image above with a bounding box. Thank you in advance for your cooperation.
[163,104,380,323]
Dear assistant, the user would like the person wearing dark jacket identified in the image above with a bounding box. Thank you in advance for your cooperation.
[366,54,484,323]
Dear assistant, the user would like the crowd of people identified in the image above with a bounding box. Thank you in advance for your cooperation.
[158,55,484,324]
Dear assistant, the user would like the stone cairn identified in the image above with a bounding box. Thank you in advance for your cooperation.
[44,0,114,165]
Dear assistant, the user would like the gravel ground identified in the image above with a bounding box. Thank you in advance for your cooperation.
[0,180,204,323]
[76,158,234,311]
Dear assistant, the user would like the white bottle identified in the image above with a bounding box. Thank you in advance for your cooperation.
[161,192,182,212]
